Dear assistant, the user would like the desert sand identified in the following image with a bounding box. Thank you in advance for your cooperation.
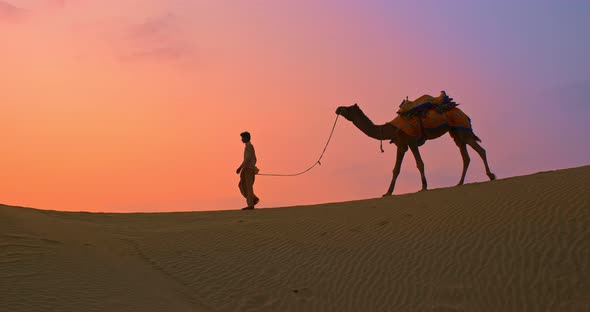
[1,166,589,311]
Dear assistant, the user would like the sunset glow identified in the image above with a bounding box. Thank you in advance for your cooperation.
[1,0,589,211]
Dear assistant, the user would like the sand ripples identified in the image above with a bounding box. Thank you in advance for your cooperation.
[1,166,589,311]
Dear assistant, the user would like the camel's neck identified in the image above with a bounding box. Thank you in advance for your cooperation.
[350,108,391,141]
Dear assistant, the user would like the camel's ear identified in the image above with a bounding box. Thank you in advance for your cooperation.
[353,103,358,107]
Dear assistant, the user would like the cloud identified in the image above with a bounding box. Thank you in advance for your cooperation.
[120,45,191,62]
[119,13,195,63]
[1,3,196,65]
[0,1,26,20]
[130,14,174,39]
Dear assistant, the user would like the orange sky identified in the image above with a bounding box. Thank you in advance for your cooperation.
[1,1,589,212]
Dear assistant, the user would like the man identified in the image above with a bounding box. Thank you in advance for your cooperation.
[237,131,260,210]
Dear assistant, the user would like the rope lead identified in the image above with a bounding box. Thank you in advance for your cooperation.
[257,115,340,177]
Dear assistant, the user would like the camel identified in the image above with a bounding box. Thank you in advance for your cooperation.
[335,103,495,196]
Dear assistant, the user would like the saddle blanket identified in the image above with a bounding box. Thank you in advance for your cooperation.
[390,107,472,138]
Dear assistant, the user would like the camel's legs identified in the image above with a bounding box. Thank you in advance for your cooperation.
[384,145,408,196]
[409,144,427,191]
[451,131,471,185]
[456,143,470,185]
[466,136,496,181]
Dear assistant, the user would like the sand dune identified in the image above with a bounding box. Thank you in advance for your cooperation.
[1,166,589,311]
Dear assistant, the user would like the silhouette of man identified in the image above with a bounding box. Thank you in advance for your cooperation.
[237,131,259,210]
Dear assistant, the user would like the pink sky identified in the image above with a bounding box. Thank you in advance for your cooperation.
[1,1,589,212]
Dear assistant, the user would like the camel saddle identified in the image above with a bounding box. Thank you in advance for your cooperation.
[397,91,457,118]
[390,91,471,146]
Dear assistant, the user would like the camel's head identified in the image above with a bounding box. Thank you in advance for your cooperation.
[335,103,361,121]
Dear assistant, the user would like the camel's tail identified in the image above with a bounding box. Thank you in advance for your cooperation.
[472,131,482,143]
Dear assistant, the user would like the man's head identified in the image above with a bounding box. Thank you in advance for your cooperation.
[240,131,251,143]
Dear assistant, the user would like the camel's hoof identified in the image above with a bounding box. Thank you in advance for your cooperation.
[382,193,392,197]
[489,173,496,180]
[419,188,428,192]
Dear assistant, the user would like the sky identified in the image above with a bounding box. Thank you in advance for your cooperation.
[1,0,589,212]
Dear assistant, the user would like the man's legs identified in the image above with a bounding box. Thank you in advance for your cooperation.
[238,174,247,198]
[251,173,259,206]
[250,169,260,206]
[240,168,259,208]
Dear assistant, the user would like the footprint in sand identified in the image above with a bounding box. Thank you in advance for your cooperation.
[292,287,312,299]
[377,220,389,226]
